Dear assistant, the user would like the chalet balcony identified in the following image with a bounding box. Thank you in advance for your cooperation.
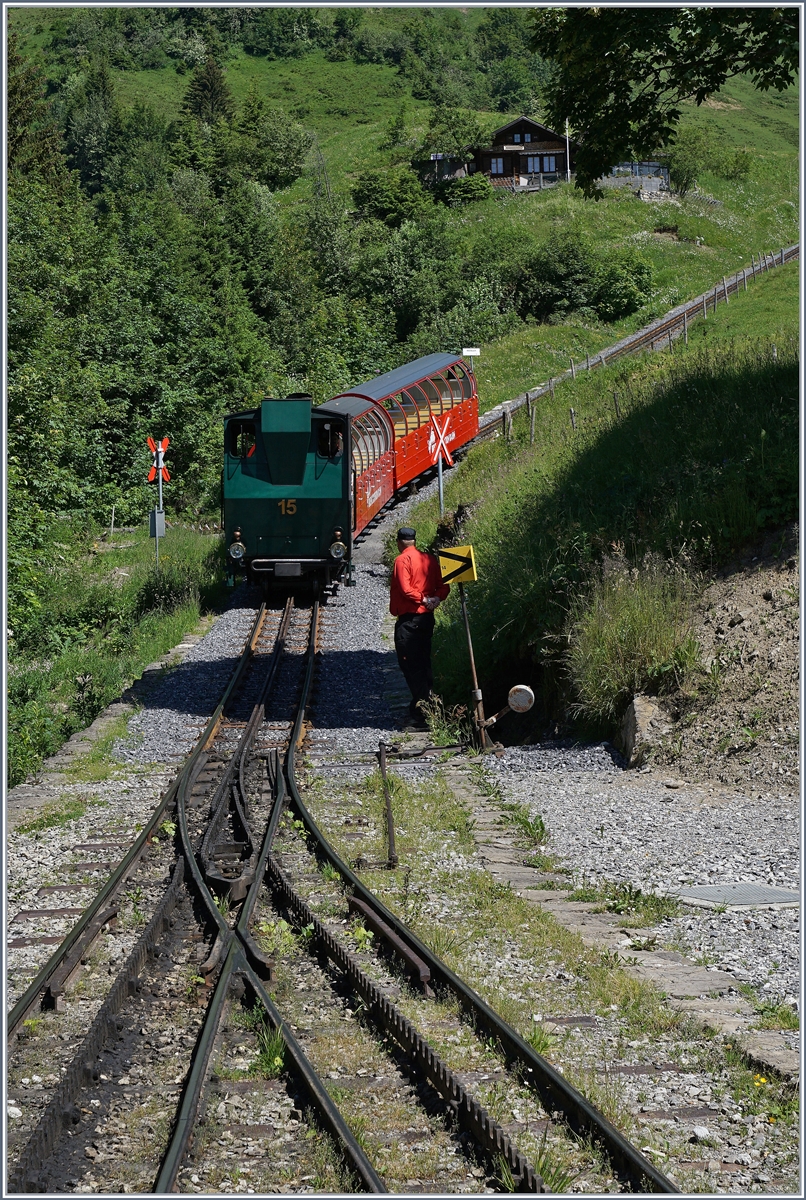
[489,172,567,193]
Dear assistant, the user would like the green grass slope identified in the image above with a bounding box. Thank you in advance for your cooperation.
[406,262,799,722]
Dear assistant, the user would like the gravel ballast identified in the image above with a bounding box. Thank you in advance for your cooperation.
[487,746,800,1006]
[113,595,261,765]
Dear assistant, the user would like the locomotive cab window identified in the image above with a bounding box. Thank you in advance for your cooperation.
[230,421,257,458]
[317,420,344,459]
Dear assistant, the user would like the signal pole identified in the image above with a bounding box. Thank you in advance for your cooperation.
[147,436,170,568]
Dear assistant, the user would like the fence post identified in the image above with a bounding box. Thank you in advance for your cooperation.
[569,407,577,431]
[601,350,607,367]
[501,409,507,439]
[668,327,673,351]
[714,285,719,313]
[570,357,576,379]
[723,276,729,304]
[683,309,688,344]
[781,247,785,266]
[549,378,555,399]
[702,294,707,319]
[586,352,590,372]
[530,398,536,445]
[743,268,747,291]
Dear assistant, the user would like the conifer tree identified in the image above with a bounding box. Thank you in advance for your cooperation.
[7,30,65,182]
[237,80,267,134]
[181,57,234,125]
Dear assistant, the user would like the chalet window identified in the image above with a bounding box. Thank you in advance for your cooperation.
[524,133,531,143]
[543,156,556,172]
[513,133,521,144]
[230,421,256,458]
[490,157,504,175]
[527,156,539,174]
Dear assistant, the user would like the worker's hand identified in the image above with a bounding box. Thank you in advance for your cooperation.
[424,596,440,611]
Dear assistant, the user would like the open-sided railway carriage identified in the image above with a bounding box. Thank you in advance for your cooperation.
[223,352,479,587]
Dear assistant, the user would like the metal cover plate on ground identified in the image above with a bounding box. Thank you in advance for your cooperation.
[674,883,800,910]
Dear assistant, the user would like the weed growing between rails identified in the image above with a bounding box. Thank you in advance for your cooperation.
[419,695,474,746]
[410,330,797,720]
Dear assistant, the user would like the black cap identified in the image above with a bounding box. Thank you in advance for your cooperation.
[397,527,416,541]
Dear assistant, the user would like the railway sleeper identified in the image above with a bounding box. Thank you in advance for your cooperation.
[266,856,544,1192]
[8,860,186,1194]
[45,907,120,1012]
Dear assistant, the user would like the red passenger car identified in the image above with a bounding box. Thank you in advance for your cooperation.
[320,353,479,536]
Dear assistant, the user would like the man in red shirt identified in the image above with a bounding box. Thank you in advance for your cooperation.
[389,527,450,726]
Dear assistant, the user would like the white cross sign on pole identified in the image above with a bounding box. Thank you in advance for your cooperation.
[147,436,170,483]
[146,436,170,567]
[428,413,454,467]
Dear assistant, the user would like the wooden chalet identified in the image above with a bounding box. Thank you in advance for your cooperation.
[471,116,580,190]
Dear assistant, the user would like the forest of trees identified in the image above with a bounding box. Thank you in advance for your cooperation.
[7,7,657,646]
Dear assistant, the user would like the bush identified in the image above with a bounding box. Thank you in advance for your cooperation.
[565,560,700,725]
[514,231,597,321]
[666,124,753,193]
[438,174,494,206]
[352,167,431,227]
[720,147,752,181]
[593,251,653,322]
[405,274,520,357]
[514,232,652,324]
[666,125,711,196]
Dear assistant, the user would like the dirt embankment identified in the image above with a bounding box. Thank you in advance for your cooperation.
[655,525,799,793]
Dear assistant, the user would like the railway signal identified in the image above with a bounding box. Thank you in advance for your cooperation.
[428,413,454,518]
[437,545,476,584]
[437,545,494,749]
[147,436,170,483]
[146,436,170,567]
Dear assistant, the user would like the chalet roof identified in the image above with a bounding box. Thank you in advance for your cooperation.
[488,115,581,149]
[329,353,467,404]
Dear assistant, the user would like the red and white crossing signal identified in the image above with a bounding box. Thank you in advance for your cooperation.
[147,436,170,482]
[427,413,454,467]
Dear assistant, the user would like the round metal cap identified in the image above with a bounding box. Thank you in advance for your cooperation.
[508,684,535,713]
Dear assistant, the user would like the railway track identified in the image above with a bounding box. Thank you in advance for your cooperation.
[476,242,800,440]
[8,584,680,1194]
[11,249,795,1192]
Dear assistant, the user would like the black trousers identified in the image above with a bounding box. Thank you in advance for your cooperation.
[394,612,435,712]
